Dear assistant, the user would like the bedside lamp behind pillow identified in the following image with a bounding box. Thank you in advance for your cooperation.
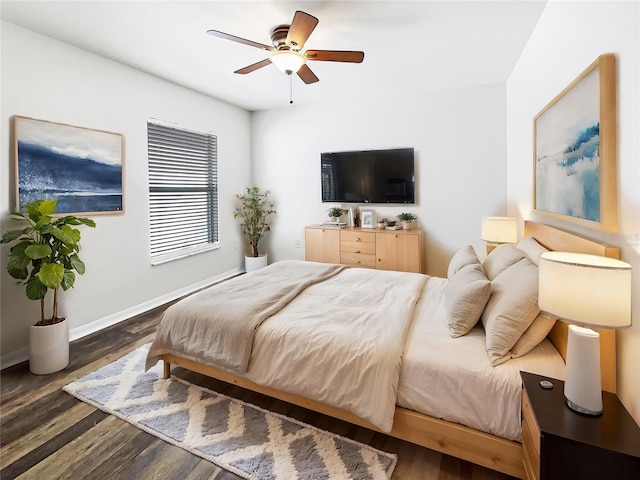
[481,217,517,254]
[538,252,631,415]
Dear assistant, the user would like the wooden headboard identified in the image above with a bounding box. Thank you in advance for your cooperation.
[524,221,618,393]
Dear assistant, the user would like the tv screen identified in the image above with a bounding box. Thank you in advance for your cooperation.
[321,148,415,204]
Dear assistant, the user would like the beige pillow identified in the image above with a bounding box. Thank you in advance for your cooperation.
[481,258,540,366]
[482,244,525,280]
[510,311,557,358]
[447,245,480,278]
[517,236,548,266]
[445,263,492,337]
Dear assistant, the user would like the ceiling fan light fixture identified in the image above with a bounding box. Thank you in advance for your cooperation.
[270,50,306,74]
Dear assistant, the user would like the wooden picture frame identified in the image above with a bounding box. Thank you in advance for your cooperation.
[360,209,376,229]
[13,116,124,215]
[533,54,617,232]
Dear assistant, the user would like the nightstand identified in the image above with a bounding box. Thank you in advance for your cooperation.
[520,372,640,480]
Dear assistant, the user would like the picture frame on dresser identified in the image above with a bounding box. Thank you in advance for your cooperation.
[533,53,617,232]
[360,209,376,228]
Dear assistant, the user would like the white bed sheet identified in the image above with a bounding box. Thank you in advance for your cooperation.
[396,276,566,441]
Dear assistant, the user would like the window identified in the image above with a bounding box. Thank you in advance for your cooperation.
[147,120,218,264]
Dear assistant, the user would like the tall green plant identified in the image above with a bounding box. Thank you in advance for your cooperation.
[233,187,276,257]
[1,199,96,325]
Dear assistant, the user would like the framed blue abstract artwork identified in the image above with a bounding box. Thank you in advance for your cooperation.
[13,116,124,215]
[534,54,617,232]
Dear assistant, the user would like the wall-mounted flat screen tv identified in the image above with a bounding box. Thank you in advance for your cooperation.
[321,147,415,204]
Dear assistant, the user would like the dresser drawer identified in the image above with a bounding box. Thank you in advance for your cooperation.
[340,241,376,255]
[340,230,376,244]
[341,252,376,268]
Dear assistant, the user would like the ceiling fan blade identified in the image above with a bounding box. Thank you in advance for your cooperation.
[286,11,318,50]
[207,29,275,52]
[305,50,365,63]
[234,58,272,75]
[297,64,319,84]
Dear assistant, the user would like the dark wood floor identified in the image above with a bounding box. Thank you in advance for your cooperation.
[1,299,516,479]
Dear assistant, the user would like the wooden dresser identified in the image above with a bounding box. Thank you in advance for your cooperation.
[304,225,425,273]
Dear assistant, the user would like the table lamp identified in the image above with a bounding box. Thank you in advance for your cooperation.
[538,252,631,415]
[481,217,517,254]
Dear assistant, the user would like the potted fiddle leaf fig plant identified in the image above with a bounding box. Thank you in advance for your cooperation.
[233,186,276,272]
[1,199,96,374]
[397,212,417,230]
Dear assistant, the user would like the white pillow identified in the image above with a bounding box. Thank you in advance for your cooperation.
[481,244,525,281]
[510,311,557,358]
[481,258,540,366]
[445,263,492,338]
[447,245,480,278]
[517,236,548,266]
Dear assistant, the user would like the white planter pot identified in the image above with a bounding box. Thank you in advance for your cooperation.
[245,254,268,273]
[402,220,415,230]
[29,319,69,375]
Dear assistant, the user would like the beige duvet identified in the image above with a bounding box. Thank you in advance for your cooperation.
[146,261,427,432]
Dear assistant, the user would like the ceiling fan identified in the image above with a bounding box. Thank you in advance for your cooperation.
[207,10,364,85]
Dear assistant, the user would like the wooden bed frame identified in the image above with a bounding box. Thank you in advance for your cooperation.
[161,221,618,479]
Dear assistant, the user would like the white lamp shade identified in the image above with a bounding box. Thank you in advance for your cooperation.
[538,252,631,328]
[480,217,517,243]
[270,51,306,74]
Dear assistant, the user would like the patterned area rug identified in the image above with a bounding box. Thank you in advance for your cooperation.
[63,345,397,479]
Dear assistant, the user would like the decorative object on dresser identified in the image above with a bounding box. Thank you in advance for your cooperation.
[481,216,517,254]
[521,372,640,480]
[326,206,347,223]
[305,225,425,273]
[534,54,617,232]
[233,186,276,272]
[397,212,417,230]
[538,251,631,415]
[0,199,96,374]
[347,206,356,226]
[360,209,376,228]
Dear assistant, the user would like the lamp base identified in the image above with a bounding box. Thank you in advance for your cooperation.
[564,325,603,416]
[565,397,602,416]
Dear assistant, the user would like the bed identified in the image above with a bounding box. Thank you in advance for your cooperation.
[146,221,618,478]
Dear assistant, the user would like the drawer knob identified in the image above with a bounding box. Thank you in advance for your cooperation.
[356,250,360,253]
[356,238,361,242]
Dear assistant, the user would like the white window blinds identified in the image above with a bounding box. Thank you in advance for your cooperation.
[148,120,218,262]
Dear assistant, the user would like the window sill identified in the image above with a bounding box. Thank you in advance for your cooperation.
[151,242,220,266]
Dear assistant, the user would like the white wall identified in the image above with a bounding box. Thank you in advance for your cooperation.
[1,22,252,362]
[251,83,508,277]
[507,1,640,421]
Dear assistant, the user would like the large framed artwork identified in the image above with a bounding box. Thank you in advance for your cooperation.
[533,54,617,232]
[13,116,124,215]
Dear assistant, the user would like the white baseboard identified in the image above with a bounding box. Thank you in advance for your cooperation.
[1,347,29,370]
[0,268,243,370]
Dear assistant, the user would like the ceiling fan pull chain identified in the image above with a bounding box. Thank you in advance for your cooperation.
[289,74,293,104]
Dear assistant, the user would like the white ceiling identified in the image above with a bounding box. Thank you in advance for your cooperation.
[1,1,547,112]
